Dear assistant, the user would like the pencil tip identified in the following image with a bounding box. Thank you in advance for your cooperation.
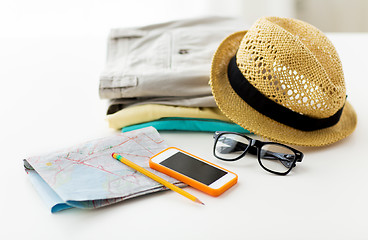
[195,198,205,205]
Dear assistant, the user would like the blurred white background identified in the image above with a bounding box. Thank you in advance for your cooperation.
[1,2,368,240]
[1,0,367,39]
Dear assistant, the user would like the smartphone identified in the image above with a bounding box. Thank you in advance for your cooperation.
[149,147,238,196]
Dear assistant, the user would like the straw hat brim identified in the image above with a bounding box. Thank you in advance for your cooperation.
[210,31,357,147]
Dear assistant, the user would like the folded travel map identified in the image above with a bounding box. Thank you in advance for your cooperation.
[23,127,184,213]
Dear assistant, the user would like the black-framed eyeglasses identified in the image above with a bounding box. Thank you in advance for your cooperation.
[213,131,303,175]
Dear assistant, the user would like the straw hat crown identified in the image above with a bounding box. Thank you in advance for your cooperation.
[236,17,346,118]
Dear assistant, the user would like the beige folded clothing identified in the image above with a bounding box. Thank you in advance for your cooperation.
[106,104,232,129]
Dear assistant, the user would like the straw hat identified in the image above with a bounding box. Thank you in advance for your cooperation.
[210,17,357,147]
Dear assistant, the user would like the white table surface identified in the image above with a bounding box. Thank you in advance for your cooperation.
[1,32,367,240]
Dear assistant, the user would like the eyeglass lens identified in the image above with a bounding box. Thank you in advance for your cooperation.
[214,133,250,160]
[259,143,296,173]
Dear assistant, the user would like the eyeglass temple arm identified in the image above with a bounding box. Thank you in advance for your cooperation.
[260,150,299,168]
[219,140,302,164]
[215,132,283,158]
[216,138,258,155]
[264,151,302,162]
[229,141,302,162]
[214,132,302,164]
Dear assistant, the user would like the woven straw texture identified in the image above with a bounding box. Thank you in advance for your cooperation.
[210,17,357,147]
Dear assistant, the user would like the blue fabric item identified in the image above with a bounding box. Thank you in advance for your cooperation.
[122,118,250,133]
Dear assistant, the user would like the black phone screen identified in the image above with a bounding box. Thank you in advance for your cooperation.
[160,152,227,186]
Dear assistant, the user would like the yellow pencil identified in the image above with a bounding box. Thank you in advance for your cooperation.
[112,152,204,205]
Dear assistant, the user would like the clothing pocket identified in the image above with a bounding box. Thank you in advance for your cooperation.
[170,28,234,70]
[105,28,171,75]
[127,32,171,71]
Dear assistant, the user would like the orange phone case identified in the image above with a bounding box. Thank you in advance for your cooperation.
[149,147,238,197]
